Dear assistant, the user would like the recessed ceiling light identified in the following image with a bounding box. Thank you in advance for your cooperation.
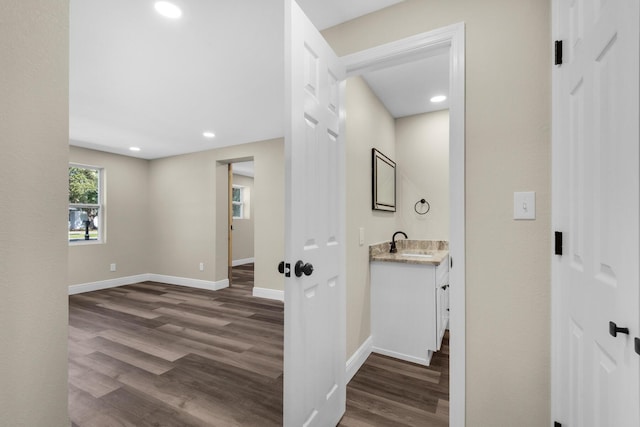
[430,95,447,103]
[129,147,141,152]
[154,1,182,19]
[203,131,216,139]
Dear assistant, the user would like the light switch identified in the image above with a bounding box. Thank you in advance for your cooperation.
[514,191,536,220]
[359,227,365,246]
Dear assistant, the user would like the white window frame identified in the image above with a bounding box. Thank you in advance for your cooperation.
[68,163,104,245]
[232,185,244,219]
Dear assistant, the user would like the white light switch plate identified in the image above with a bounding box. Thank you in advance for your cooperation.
[359,227,365,246]
[514,191,536,220]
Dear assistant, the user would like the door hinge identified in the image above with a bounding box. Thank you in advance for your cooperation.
[554,231,563,256]
[554,422,562,427]
[554,40,563,66]
[450,256,453,269]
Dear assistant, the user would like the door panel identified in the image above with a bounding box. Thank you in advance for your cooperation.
[284,0,346,425]
[554,0,639,425]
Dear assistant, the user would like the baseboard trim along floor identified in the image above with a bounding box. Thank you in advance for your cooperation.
[68,274,228,295]
[346,335,373,383]
[253,287,284,301]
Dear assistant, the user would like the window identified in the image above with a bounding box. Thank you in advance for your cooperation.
[232,185,244,219]
[69,165,103,243]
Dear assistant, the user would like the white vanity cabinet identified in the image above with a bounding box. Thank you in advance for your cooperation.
[370,255,449,366]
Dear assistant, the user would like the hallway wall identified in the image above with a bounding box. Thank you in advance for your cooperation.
[324,0,551,424]
[0,1,70,425]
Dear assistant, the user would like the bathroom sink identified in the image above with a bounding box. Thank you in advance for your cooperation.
[400,252,434,258]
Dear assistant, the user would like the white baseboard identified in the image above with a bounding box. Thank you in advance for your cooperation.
[68,274,152,295]
[69,274,228,295]
[147,274,228,291]
[372,346,432,366]
[232,257,255,266]
[252,287,284,301]
[346,335,373,383]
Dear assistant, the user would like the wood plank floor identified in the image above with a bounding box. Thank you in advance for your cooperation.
[338,333,449,427]
[69,264,449,426]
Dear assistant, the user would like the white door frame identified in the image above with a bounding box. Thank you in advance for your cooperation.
[342,22,466,426]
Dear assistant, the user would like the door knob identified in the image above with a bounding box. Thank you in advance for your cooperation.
[609,321,629,337]
[294,260,313,277]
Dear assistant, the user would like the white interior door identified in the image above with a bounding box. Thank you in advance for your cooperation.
[553,0,639,425]
[284,0,346,425]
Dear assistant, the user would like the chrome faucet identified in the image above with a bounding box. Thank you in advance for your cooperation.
[390,231,408,253]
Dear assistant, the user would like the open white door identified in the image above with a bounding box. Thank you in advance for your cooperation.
[284,0,346,425]
[553,0,639,425]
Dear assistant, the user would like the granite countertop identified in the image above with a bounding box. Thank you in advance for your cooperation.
[369,240,449,266]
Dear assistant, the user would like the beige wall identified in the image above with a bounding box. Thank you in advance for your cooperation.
[69,146,150,284]
[344,76,397,356]
[395,110,449,241]
[232,174,255,262]
[149,151,218,280]
[325,0,551,424]
[0,1,70,425]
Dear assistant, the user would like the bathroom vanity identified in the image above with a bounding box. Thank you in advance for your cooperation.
[369,240,449,366]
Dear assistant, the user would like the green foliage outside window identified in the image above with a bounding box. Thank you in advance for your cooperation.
[69,167,98,204]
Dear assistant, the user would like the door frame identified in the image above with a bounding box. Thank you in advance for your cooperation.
[341,22,466,426]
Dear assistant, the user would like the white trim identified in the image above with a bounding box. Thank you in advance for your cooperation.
[550,0,562,423]
[252,287,284,301]
[346,335,373,384]
[68,274,228,295]
[148,274,229,291]
[232,257,255,266]
[68,274,152,295]
[372,346,432,367]
[342,23,460,77]
[342,22,466,427]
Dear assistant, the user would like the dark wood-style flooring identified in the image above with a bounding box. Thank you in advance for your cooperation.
[338,334,449,427]
[69,264,449,426]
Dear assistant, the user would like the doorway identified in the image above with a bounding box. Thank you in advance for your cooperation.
[227,159,256,292]
[341,23,466,423]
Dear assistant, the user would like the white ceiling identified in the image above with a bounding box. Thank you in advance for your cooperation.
[233,161,255,178]
[361,51,450,118]
[69,0,447,160]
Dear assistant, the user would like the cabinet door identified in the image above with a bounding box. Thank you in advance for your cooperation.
[435,285,445,350]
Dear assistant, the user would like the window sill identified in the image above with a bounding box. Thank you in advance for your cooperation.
[69,239,104,246]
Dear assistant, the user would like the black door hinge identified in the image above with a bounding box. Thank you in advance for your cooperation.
[554,422,562,427]
[555,40,563,65]
[555,231,563,256]
[450,256,453,269]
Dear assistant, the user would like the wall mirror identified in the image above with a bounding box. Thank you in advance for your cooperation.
[372,148,396,212]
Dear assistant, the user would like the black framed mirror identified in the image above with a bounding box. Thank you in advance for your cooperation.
[372,148,396,212]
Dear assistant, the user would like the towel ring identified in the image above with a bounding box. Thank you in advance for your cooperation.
[414,198,431,215]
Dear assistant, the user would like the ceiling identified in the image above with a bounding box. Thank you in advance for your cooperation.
[69,0,448,160]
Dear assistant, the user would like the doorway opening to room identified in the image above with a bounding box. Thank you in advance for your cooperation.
[338,23,465,425]
[227,159,256,293]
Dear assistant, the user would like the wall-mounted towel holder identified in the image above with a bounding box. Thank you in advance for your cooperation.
[414,198,431,215]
